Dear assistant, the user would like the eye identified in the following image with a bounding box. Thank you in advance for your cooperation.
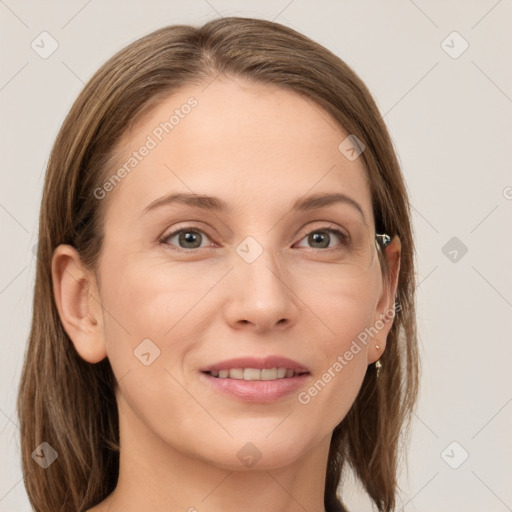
[160,225,350,252]
[161,227,213,250]
[294,227,349,250]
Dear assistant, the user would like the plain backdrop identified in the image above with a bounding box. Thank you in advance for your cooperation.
[1,1,511,510]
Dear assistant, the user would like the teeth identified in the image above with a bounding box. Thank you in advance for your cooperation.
[229,368,244,379]
[244,368,261,380]
[209,367,305,380]
[261,368,278,380]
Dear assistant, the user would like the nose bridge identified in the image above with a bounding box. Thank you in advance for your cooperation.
[234,234,289,297]
[223,234,296,329]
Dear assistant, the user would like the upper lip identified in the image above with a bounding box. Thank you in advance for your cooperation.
[201,356,310,373]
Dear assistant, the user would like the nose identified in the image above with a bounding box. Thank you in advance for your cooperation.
[222,246,299,333]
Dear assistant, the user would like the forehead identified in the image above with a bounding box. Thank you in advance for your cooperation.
[104,77,374,226]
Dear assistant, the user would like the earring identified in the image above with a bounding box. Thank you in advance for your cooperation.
[375,344,381,377]
[375,233,391,248]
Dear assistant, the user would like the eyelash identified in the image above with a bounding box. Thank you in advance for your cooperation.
[159,225,350,252]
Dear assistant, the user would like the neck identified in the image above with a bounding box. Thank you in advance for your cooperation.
[99,395,331,512]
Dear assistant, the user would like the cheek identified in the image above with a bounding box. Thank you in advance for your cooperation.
[97,258,216,434]
[100,253,215,333]
[97,253,231,400]
[292,271,378,429]
[294,265,379,349]
[97,255,208,373]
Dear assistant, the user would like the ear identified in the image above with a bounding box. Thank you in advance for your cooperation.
[367,235,401,364]
[51,244,107,363]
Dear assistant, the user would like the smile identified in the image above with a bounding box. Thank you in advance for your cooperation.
[205,368,309,380]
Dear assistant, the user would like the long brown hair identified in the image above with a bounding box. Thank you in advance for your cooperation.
[17,17,419,512]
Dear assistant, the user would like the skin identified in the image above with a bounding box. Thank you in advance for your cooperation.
[52,76,400,512]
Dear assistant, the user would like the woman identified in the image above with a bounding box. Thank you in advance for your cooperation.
[17,16,419,512]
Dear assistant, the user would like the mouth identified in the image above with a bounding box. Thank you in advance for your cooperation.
[199,356,311,402]
[203,368,309,380]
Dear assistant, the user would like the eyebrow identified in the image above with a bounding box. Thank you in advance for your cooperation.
[143,191,366,223]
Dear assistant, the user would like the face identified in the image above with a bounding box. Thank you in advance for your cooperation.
[69,77,396,470]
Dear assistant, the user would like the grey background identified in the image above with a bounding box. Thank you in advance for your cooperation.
[1,0,511,510]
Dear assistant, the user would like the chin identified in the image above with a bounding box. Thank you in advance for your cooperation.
[185,426,319,472]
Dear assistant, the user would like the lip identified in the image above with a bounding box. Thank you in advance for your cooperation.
[200,356,309,373]
[199,356,310,403]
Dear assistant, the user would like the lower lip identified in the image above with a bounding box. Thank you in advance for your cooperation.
[200,372,310,403]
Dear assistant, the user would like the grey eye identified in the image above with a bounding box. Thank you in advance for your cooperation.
[164,229,211,249]
[295,228,348,249]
